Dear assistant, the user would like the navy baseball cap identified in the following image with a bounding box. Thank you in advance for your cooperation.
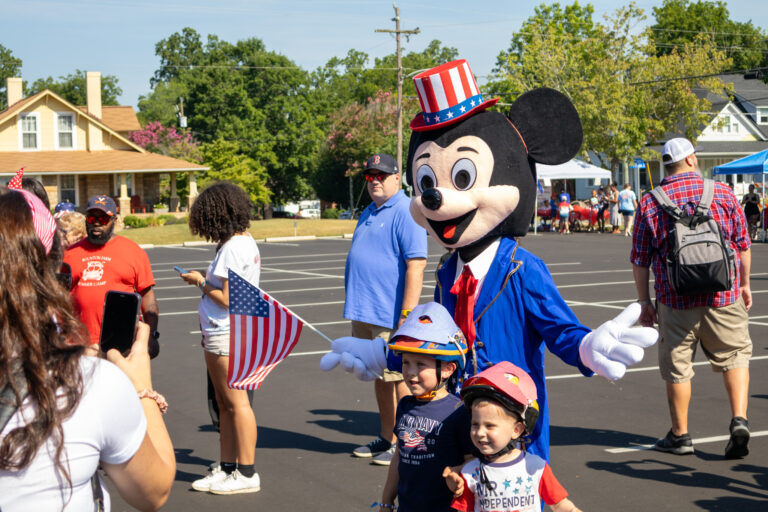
[364,153,398,174]
[86,195,117,216]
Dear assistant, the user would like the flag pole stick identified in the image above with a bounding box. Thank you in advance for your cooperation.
[266,292,334,344]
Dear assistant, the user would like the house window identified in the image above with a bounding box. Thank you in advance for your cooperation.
[758,107,768,125]
[19,113,40,150]
[55,113,75,149]
[59,175,77,204]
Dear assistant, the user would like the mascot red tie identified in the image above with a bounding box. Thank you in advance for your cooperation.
[450,265,478,348]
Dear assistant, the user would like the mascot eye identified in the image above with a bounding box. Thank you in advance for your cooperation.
[451,159,477,190]
[416,165,437,192]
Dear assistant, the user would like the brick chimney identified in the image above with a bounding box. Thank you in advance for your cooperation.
[86,71,102,119]
[6,77,22,107]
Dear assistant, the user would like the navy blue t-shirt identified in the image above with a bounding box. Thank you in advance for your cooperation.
[395,394,472,512]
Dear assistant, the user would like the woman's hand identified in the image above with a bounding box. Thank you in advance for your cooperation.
[180,270,204,287]
[107,321,152,391]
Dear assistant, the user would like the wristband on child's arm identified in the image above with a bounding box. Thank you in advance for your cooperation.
[371,502,396,510]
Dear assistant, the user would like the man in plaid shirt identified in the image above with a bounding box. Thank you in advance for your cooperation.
[631,138,752,459]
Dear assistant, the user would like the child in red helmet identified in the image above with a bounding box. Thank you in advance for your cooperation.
[377,302,474,512]
[446,361,581,512]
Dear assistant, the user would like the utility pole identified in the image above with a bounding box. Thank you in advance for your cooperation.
[376,4,419,177]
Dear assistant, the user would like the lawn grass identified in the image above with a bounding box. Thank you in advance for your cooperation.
[119,218,357,245]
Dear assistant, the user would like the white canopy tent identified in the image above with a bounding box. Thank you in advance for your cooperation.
[536,159,613,180]
[533,159,612,233]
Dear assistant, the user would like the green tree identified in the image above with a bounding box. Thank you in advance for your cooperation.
[490,1,729,170]
[137,80,187,126]
[200,139,271,207]
[651,0,767,71]
[27,70,122,106]
[144,28,321,204]
[0,43,22,109]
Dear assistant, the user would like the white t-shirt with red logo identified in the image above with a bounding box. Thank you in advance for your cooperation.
[451,452,568,512]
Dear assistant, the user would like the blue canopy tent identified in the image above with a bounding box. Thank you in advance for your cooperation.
[713,149,767,242]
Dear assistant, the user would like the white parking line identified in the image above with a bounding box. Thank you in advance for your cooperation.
[605,431,768,453]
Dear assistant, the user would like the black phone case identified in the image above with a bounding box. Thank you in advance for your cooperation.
[99,291,140,355]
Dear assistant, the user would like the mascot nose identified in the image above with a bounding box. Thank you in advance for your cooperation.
[421,188,443,211]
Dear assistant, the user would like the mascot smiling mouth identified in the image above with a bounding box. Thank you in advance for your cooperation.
[427,208,477,245]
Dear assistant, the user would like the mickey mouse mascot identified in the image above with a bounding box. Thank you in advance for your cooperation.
[321,60,657,460]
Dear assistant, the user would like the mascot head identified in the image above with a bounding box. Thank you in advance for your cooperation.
[406,60,583,256]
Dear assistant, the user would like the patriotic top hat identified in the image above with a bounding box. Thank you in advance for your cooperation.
[410,59,498,132]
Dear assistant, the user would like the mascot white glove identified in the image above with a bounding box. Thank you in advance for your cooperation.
[579,303,658,381]
[319,336,388,382]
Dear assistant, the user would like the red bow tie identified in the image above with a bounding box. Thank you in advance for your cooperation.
[450,265,478,349]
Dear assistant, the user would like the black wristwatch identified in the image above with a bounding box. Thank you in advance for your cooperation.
[152,330,160,339]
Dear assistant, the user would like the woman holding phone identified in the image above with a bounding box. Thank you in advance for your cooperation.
[179,182,262,495]
[0,188,175,511]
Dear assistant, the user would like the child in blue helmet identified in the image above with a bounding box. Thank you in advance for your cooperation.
[378,302,474,512]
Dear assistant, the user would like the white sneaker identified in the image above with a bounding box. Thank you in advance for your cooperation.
[209,469,261,495]
[191,464,227,492]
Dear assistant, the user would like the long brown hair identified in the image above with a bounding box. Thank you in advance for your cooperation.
[0,190,86,485]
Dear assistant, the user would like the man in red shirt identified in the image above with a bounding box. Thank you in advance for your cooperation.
[64,195,160,357]
[631,138,752,459]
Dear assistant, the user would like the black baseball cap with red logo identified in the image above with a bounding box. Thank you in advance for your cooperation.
[86,195,118,216]
[364,153,398,174]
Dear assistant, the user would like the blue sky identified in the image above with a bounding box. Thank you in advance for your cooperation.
[3,0,767,107]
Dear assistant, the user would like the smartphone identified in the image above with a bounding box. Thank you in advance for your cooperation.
[100,290,141,356]
[173,266,188,274]
[56,262,73,290]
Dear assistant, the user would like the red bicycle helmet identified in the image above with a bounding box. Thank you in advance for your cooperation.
[460,361,539,435]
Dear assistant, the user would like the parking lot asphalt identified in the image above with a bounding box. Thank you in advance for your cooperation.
[106,232,768,511]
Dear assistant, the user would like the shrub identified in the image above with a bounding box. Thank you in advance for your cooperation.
[123,215,148,228]
[321,207,340,219]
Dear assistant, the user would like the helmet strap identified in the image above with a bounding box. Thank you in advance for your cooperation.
[414,360,446,401]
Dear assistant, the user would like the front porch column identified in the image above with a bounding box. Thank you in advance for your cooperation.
[169,172,180,212]
[118,173,130,216]
[187,171,198,209]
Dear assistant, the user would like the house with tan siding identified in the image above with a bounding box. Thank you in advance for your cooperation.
[0,72,207,213]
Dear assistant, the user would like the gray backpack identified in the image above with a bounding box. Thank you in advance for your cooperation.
[650,179,735,296]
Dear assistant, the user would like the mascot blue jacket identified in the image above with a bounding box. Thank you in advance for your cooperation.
[321,59,658,461]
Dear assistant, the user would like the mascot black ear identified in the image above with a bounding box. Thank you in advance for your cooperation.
[507,88,583,165]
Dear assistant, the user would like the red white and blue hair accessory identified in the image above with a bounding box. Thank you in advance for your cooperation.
[410,59,498,132]
[15,189,57,255]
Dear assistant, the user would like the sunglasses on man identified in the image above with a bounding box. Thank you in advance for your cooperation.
[363,173,390,182]
[86,214,113,225]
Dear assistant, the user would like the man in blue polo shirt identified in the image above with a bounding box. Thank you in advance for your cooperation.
[344,153,428,466]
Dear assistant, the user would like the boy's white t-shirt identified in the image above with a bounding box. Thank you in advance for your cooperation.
[198,234,261,335]
[0,357,147,511]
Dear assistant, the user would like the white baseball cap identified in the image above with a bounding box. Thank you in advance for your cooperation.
[662,138,696,164]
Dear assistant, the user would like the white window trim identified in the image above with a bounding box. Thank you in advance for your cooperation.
[54,112,77,150]
[58,175,79,206]
[18,112,40,151]
[757,107,768,126]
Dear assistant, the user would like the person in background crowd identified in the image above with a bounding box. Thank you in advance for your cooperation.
[63,195,160,358]
[618,183,638,237]
[558,195,572,235]
[631,138,752,459]
[608,183,621,234]
[596,186,608,233]
[588,189,600,232]
[179,182,262,495]
[56,211,87,250]
[0,188,175,511]
[343,153,428,466]
[741,184,761,240]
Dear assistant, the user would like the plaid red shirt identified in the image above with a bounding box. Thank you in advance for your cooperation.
[631,172,750,309]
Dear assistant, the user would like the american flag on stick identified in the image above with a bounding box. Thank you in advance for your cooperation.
[227,269,303,390]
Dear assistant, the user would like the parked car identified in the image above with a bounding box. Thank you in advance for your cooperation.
[272,210,298,219]
[298,208,320,219]
[339,209,353,219]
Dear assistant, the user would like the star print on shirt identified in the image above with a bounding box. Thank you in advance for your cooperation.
[516,477,523,485]
[503,479,511,489]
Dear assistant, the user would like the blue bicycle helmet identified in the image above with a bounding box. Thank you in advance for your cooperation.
[388,302,468,372]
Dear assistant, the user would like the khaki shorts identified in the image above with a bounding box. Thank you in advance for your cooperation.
[351,320,402,382]
[657,299,752,383]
